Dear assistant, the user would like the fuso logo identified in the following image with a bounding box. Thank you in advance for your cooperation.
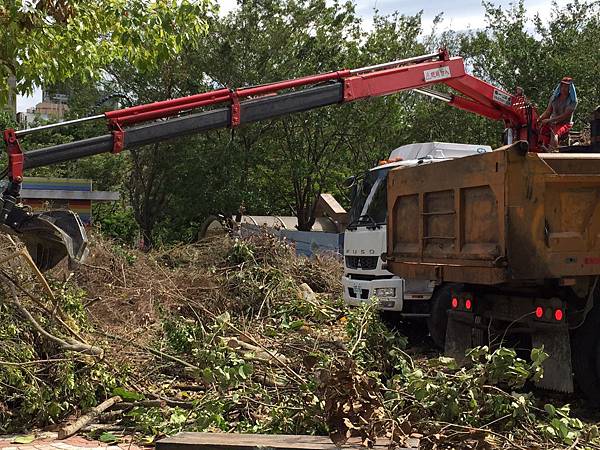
[346,249,376,255]
[424,66,451,83]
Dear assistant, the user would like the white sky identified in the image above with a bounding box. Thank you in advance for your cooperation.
[16,0,567,113]
[356,0,569,32]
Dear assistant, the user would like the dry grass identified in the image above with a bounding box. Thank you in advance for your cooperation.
[71,231,345,380]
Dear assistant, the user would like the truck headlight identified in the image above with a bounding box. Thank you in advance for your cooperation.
[375,287,396,297]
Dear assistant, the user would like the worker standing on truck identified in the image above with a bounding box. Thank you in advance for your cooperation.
[538,77,578,151]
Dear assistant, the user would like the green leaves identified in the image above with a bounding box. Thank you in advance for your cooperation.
[460,0,600,129]
[11,435,35,444]
[544,403,556,417]
[0,0,212,104]
[540,403,585,444]
[169,409,188,426]
[345,300,407,374]
[280,318,305,331]
[125,406,198,438]
[0,276,121,433]
[465,345,547,389]
[237,363,253,380]
[112,387,144,401]
[98,432,119,444]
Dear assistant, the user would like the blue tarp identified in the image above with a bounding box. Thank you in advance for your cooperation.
[280,229,343,256]
[241,224,343,257]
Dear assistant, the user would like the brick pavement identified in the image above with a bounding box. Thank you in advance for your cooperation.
[0,433,142,450]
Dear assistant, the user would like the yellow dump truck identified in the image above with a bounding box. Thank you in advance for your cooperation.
[386,141,600,401]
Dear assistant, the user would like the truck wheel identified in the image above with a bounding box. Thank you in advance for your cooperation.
[379,310,402,327]
[427,284,462,349]
[379,312,428,344]
[572,295,600,405]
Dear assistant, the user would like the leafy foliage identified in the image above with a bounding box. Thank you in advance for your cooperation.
[9,1,599,244]
[461,0,600,128]
[345,300,407,375]
[0,0,212,103]
[94,203,139,246]
[3,2,600,445]
[2,231,600,448]
[0,280,120,431]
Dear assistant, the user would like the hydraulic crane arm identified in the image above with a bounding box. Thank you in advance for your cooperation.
[16,82,346,170]
[6,49,538,173]
[1,49,539,271]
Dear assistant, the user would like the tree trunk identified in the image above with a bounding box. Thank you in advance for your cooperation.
[141,228,154,251]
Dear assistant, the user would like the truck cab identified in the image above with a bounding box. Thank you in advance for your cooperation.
[342,142,491,315]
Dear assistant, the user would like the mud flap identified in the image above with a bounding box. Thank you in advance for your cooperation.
[16,210,88,272]
[532,327,574,393]
[445,310,475,364]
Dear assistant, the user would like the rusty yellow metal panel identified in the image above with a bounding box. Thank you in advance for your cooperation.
[387,143,507,283]
[387,142,600,284]
[462,185,500,258]
[423,189,455,257]
[392,193,419,256]
[505,149,600,279]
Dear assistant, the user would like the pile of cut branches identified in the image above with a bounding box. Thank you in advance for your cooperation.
[1,231,599,449]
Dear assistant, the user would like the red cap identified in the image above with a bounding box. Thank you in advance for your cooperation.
[560,77,573,84]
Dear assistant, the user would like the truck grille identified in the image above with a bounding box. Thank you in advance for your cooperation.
[345,256,378,270]
[348,287,370,299]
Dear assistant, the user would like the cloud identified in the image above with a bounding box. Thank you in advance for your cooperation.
[357,0,570,33]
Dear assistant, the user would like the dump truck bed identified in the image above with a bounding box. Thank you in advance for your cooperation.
[387,143,600,284]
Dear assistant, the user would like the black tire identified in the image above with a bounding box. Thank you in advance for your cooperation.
[401,318,429,345]
[197,215,219,241]
[379,312,428,344]
[379,310,402,328]
[427,284,463,349]
[572,293,600,406]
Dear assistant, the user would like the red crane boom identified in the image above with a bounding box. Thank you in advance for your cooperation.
[1,49,540,271]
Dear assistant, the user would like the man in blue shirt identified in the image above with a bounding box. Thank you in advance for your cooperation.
[538,77,578,151]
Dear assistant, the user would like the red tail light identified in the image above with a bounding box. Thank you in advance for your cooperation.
[451,297,458,309]
[465,298,472,310]
[554,309,563,321]
[535,306,544,318]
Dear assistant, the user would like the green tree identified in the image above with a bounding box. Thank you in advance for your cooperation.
[21,0,599,244]
[98,0,436,238]
[0,0,212,104]
[461,0,600,128]
[191,1,427,230]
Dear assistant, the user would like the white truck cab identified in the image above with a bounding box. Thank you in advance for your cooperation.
[342,142,491,314]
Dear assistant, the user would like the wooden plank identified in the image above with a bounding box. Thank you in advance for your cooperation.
[156,433,419,450]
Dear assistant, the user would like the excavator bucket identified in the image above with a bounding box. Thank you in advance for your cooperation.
[15,210,88,272]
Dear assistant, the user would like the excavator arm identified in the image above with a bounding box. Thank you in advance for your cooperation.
[1,49,539,271]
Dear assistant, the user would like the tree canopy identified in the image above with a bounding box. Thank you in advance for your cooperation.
[9,0,600,244]
[0,0,212,103]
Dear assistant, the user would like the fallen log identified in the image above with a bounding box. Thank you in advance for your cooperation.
[58,396,122,439]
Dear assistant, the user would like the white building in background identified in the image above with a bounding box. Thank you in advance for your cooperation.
[17,88,69,127]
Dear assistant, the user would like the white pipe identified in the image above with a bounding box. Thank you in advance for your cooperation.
[350,52,443,75]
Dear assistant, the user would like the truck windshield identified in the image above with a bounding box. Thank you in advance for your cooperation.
[348,168,389,229]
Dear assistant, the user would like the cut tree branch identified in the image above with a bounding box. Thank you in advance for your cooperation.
[4,280,103,357]
[58,396,122,439]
